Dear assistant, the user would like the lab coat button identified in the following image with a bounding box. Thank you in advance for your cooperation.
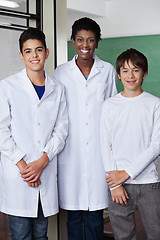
[38,140,41,144]
[37,122,40,126]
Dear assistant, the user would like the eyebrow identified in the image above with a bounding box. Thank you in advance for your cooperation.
[122,65,139,69]
[76,36,95,38]
[23,46,44,52]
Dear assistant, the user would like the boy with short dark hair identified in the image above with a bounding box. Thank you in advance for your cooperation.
[0,27,68,240]
[53,17,117,240]
[101,48,160,239]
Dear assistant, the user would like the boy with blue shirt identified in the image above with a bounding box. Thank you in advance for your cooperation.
[101,48,160,239]
[0,28,68,240]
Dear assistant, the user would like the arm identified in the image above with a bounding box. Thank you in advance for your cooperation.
[100,102,117,172]
[106,170,130,188]
[105,66,117,99]
[124,102,160,180]
[0,82,26,164]
[110,67,118,97]
[100,102,129,189]
[21,86,68,182]
[42,85,68,160]
[0,82,40,187]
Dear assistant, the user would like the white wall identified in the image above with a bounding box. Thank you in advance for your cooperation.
[67,0,160,39]
[67,0,107,17]
[99,0,160,38]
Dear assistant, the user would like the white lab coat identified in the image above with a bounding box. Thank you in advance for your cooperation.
[53,55,117,210]
[0,69,68,217]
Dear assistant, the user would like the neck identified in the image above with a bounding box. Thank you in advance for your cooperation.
[26,69,45,86]
[122,89,143,98]
[76,57,94,75]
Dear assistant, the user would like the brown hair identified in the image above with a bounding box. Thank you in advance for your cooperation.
[19,27,47,54]
[116,48,148,75]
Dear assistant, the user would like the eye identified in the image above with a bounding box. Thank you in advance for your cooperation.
[37,48,43,52]
[134,69,139,72]
[25,50,31,54]
[87,38,95,43]
[76,37,83,42]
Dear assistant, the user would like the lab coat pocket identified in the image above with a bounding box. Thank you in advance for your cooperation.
[96,83,108,102]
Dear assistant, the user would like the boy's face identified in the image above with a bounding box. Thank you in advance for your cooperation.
[73,30,98,61]
[19,39,49,73]
[118,60,147,95]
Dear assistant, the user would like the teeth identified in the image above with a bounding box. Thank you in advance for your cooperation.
[31,60,39,63]
[81,49,89,53]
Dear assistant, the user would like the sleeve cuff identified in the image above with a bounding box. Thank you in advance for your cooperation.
[110,184,122,190]
[11,149,26,165]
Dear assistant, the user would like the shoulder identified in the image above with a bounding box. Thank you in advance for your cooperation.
[143,91,160,100]
[102,93,121,110]
[142,92,160,105]
[0,69,25,89]
[53,77,65,91]
[54,57,75,74]
[47,74,65,96]
[104,93,121,104]
[94,55,116,71]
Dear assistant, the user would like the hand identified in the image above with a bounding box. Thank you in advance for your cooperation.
[20,152,49,183]
[110,185,129,206]
[16,159,41,187]
[16,159,27,171]
[106,170,130,188]
[27,178,41,188]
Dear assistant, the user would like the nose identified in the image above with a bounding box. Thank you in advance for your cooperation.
[129,71,134,78]
[82,39,88,47]
[32,49,38,58]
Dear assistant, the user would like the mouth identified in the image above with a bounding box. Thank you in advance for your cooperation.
[31,60,40,64]
[127,80,136,84]
[80,49,90,54]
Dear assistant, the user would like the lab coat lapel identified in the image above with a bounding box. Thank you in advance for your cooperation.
[41,73,56,101]
[20,69,40,103]
[20,69,55,103]
[70,55,104,83]
[87,55,104,81]
[70,56,85,83]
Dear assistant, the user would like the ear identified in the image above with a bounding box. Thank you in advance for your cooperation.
[95,41,99,49]
[19,52,24,62]
[143,72,148,79]
[45,48,49,59]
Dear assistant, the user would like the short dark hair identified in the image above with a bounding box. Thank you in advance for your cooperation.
[116,48,148,75]
[71,17,101,42]
[19,27,47,53]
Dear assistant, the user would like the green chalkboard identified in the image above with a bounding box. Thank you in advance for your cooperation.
[68,35,160,97]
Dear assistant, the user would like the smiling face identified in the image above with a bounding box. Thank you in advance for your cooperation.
[73,30,98,62]
[19,39,49,75]
[118,60,147,97]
